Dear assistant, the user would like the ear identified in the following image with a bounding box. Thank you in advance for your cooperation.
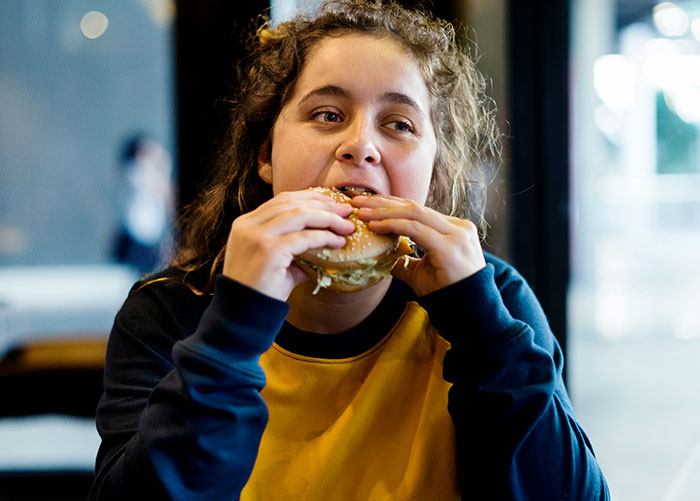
[257,139,273,185]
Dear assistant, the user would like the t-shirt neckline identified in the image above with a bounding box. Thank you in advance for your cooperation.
[274,279,416,359]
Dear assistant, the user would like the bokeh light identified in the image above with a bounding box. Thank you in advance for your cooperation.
[80,11,109,39]
[593,54,636,112]
[692,17,700,42]
[653,2,690,37]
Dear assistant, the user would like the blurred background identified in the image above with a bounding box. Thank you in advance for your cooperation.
[0,0,698,499]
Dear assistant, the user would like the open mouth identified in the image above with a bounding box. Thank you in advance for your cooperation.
[337,186,376,197]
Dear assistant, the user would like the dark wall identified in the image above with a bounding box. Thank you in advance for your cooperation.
[507,0,570,359]
[397,0,460,23]
[175,0,270,210]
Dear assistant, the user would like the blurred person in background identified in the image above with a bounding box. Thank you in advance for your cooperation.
[112,134,174,274]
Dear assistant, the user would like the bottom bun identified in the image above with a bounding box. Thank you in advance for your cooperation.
[295,260,390,293]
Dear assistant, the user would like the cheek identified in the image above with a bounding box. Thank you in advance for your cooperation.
[405,146,436,204]
[390,160,433,204]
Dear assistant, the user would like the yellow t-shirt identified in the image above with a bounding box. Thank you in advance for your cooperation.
[241,301,460,500]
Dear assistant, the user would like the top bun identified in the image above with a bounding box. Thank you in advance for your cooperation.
[296,187,401,270]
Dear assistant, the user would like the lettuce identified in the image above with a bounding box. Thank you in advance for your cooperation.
[297,256,397,294]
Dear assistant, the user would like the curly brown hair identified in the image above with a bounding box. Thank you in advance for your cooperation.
[173,0,501,288]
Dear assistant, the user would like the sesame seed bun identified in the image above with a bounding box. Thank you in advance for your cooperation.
[294,187,413,293]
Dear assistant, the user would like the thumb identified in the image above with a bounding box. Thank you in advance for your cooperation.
[391,255,420,284]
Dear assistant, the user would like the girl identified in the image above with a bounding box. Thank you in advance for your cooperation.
[90,1,609,499]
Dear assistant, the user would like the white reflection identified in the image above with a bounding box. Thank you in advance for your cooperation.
[593,54,635,112]
[0,415,100,471]
[643,43,700,123]
[692,18,700,43]
[593,104,624,141]
[668,89,700,123]
[674,311,700,340]
[138,0,176,28]
[644,36,679,59]
[642,38,682,90]
[271,0,326,25]
[653,2,690,37]
[80,11,109,39]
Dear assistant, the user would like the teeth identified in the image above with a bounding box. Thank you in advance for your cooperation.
[338,186,375,196]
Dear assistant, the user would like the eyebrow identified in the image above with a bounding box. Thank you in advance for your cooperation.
[379,91,421,112]
[297,85,349,105]
[297,85,424,115]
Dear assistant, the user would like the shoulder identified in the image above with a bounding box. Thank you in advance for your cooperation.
[483,252,553,343]
[115,265,213,341]
[483,252,544,318]
[134,263,212,295]
[484,252,530,294]
[125,264,214,308]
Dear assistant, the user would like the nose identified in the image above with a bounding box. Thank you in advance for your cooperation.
[335,118,381,165]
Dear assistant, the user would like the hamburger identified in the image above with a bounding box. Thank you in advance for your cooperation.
[295,186,414,293]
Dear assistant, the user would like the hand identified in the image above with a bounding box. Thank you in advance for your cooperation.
[353,195,486,297]
[222,190,355,301]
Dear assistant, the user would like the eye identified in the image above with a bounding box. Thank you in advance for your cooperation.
[384,115,416,134]
[385,119,416,134]
[311,109,343,123]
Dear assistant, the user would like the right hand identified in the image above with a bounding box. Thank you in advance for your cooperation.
[222,190,355,301]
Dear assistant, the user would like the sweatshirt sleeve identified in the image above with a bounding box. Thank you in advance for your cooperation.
[418,260,610,501]
[89,275,289,501]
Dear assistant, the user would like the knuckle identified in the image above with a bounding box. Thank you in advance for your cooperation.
[458,219,478,234]
[277,190,295,200]
[407,220,422,233]
[405,200,421,211]
[256,236,276,255]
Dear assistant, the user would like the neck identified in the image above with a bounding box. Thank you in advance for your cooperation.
[286,279,392,334]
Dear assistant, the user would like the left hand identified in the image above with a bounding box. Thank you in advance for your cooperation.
[353,195,486,297]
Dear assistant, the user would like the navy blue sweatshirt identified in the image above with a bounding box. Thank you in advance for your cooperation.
[90,253,609,500]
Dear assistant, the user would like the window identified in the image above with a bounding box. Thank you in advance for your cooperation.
[570,1,700,499]
[0,0,175,473]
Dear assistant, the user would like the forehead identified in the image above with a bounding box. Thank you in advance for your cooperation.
[290,33,431,107]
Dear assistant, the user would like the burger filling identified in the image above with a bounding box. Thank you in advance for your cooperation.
[297,255,399,294]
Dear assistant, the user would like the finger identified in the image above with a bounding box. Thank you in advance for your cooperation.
[278,189,350,203]
[278,229,348,257]
[245,196,353,227]
[366,217,447,253]
[390,255,419,282]
[260,207,356,237]
[288,261,314,286]
[279,188,364,211]
[350,194,408,208]
[357,203,455,235]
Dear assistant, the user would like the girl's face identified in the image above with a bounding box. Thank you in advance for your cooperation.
[258,33,437,204]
